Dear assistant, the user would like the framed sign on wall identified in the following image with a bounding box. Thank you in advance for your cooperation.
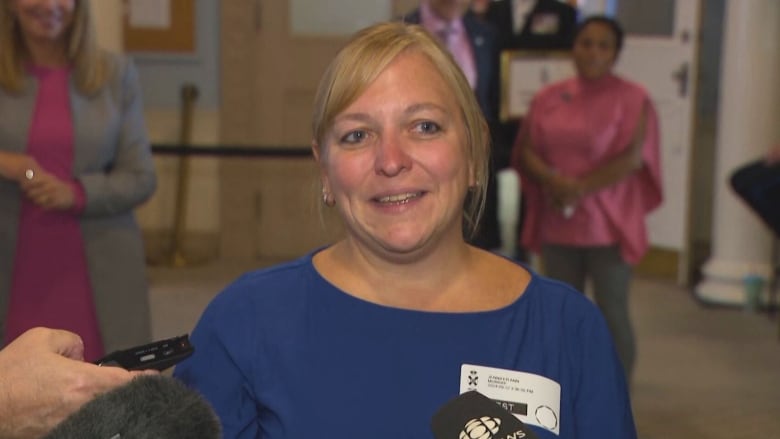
[500,50,573,121]
[123,0,195,53]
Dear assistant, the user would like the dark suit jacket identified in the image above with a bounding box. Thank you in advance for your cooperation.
[731,160,780,237]
[402,9,500,127]
[402,9,502,249]
[487,0,578,51]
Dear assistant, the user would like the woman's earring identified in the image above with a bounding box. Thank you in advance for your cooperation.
[322,190,335,207]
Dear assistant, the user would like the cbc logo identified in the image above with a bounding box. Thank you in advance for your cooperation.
[460,417,501,439]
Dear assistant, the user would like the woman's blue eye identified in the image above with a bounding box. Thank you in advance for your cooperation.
[342,130,367,143]
[416,121,440,134]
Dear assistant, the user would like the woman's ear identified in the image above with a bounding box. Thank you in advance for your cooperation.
[312,140,331,191]
[311,140,322,164]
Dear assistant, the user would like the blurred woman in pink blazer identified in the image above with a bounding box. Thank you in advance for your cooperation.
[512,15,662,381]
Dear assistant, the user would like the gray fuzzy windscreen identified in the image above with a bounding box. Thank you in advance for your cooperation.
[44,375,221,439]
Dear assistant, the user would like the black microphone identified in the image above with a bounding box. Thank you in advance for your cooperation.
[432,391,540,439]
[44,375,221,439]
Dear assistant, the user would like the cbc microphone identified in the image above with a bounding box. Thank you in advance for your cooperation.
[431,391,540,439]
[44,375,221,439]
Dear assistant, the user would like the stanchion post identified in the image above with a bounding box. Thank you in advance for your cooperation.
[168,83,199,267]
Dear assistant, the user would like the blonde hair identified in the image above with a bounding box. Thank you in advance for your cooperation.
[311,21,490,238]
[0,0,111,95]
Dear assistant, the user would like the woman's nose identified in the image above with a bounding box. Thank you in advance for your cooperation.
[374,133,412,177]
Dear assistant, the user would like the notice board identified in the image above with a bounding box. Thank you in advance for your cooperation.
[500,50,573,121]
[123,0,195,53]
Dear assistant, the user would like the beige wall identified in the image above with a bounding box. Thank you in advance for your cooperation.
[90,0,122,52]
[91,1,222,261]
[91,1,744,268]
[135,110,221,233]
[92,0,331,264]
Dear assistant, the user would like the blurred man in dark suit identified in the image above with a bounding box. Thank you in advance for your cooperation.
[479,0,578,50]
[404,0,503,251]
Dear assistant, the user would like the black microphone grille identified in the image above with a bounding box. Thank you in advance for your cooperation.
[431,391,539,439]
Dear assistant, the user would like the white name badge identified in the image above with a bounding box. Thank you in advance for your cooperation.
[460,364,561,435]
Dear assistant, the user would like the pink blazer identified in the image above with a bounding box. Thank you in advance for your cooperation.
[512,74,662,264]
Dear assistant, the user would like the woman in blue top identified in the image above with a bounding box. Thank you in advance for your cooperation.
[174,21,636,439]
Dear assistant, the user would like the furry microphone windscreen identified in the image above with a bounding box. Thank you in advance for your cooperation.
[44,375,221,439]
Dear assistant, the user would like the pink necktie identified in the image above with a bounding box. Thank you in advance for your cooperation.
[437,25,477,90]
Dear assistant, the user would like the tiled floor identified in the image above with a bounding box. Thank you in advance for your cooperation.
[149,260,780,438]
[629,276,780,438]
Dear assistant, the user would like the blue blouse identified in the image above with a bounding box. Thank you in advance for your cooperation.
[174,251,636,438]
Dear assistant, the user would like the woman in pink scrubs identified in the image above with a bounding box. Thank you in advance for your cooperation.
[512,15,662,382]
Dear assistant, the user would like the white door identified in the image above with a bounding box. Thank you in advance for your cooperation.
[581,0,701,282]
